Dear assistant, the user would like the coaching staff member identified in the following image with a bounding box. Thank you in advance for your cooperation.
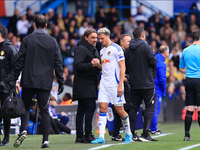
[0,25,19,146]
[73,29,101,143]
[125,26,157,141]
[179,29,200,141]
[1,14,64,148]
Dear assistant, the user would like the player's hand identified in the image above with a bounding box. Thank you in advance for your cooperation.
[91,58,100,67]
[117,85,123,97]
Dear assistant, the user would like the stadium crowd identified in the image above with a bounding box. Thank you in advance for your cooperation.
[6,5,196,104]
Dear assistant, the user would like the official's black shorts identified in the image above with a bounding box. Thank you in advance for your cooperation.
[185,78,200,106]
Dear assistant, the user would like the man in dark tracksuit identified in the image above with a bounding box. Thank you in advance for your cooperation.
[125,26,157,141]
[73,29,101,143]
[2,15,64,148]
[0,25,19,146]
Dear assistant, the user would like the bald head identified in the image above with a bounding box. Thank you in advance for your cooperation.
[159,45,169,58]
[34,14,47,29]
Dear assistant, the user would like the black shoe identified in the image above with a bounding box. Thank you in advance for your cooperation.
[139,134,158,142]
[132,134,140,141]
[41,141,49,148]
[111,135,125,141]
[184,137,193,141]
[75,137,84,143]
[83,134,96,143]
[151,129,163,134]
[0,137,9,146]
[13,130,27,148]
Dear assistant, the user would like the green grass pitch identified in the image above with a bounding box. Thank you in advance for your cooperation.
[1,121,200,150]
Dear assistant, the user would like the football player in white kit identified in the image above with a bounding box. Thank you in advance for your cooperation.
[91,27,132,144]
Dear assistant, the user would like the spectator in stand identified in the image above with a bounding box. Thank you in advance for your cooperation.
[62,31,69,45]
[48,8,56,26]
[75,8,84,28]
[187,14,199,34]
[59,39,68,61]
[123,15,137,37]
[60,93,73,105]
[169,47,180,70]
[149,11,162,35]
[164,84,178,100]
[8,9,20,36]
[26,8,34,23]
[51,26,62,43]
[10,36,21,51]
[95,6,106,27]
[134,5,148,26]
[96,22,104,31]
[7,32,13,40]
[79,20,89,37]
[16,15,30,41]
[56,13,65,31]
[182,33,193,49]
[63,66,73,86]
[106,7,119,30]
[64,12,74,29]
[169,33,178,49]
[66,19,78,40]
[173,16,187,31]
[161,28,171,47]
[175,24,186,42]
[159,20,173,38]
[149,39,158,54]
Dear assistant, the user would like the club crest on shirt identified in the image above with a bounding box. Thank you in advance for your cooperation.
[107,51,111,56]
[1,51,5,56]
[152,100,154,104]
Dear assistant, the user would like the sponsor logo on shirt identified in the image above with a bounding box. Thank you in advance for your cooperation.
[102,58,110,65]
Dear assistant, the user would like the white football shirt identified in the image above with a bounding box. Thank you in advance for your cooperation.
[100,42,125,87]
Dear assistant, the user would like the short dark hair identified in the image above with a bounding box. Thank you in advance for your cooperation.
[120,34,131,43]
[159,45,169,54]
[191,29,200,41]
[0,25,7,39]
[84,28,97,37]
[34,14,47,29]
[132,26,144,39]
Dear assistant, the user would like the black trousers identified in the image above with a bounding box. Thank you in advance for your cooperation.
[131,89,155,136]
[0,92,11,139]
[76,99,96,138]
[21,88,50,142]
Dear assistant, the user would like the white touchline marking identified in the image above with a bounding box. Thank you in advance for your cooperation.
[152,133,174,138]
[179,144,200,150]
[88,143,124,150]
[88,133,173,150]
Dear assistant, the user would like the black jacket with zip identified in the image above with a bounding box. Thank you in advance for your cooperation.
[0,38,18,93]
[125,39,157,90]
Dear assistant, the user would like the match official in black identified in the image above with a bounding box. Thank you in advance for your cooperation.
[2,14,64,148]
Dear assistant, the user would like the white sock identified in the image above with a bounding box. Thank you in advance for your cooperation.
[99,112,107,139]
[121,115,132,135]
[70,130,76,135]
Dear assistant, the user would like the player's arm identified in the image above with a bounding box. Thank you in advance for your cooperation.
[118,59,125,97]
